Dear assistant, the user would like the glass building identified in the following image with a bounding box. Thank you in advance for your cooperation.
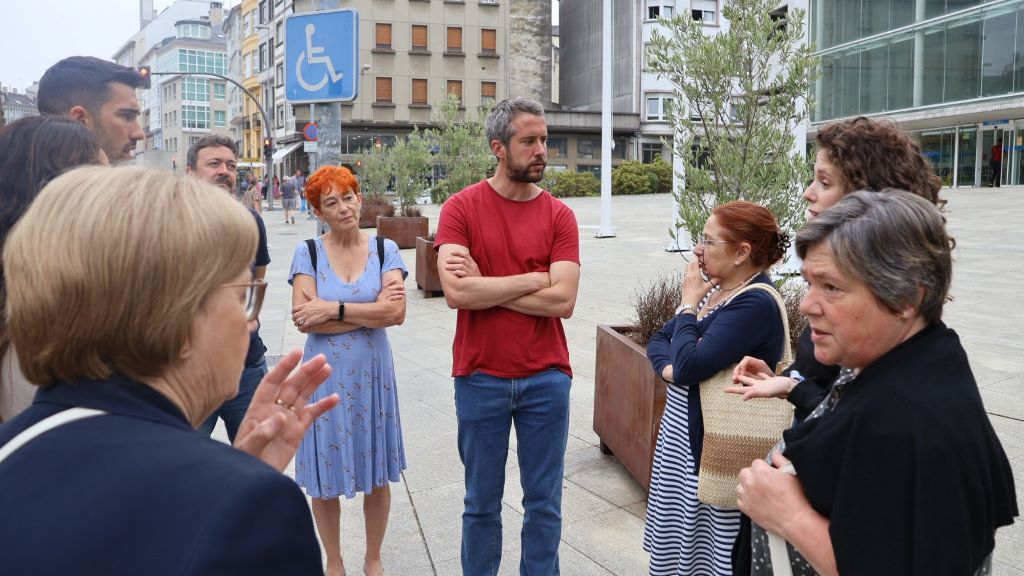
[811,0,1024,187]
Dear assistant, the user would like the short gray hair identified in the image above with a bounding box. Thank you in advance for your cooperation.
[796,190,952,324]
[187,135,237,170]
[485,97,545,146]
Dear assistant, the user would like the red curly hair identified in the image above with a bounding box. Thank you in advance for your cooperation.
[305,165,360,212]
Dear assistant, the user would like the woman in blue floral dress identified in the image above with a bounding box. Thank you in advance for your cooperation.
[289,166,407,576]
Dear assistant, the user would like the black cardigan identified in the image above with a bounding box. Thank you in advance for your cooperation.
[784,326,840,421]
[781,322,1018,575]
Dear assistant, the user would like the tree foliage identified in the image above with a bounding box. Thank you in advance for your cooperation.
[648,0,816,242]
[357,143,392,198]
[429,95,495,203]
[390,127,432,213]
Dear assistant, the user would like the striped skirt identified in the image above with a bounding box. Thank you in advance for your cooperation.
[643,384,741,576]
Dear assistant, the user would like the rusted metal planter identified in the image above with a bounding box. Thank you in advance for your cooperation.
[415,236,443,297]
[593,324,668,490]
[376,216,428,249]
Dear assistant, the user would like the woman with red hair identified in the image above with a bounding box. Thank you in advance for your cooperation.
[643,201,790,576]
[288,165,408,576]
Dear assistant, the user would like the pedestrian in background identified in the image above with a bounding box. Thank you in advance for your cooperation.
[435,97,581,576]
[991,138,1003,187]
[289,165,408,576]
[0,116,108,423]
[186,135,272,443]
[281,173,298,224]
[36,56,146,164]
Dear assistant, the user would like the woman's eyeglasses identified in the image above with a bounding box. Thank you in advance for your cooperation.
[221,279,268,321]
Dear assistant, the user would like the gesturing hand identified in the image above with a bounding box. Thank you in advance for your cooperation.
[234,350,339,471]
[725,356,795,400]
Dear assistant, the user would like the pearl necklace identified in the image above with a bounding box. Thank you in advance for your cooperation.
[698,272,761,316]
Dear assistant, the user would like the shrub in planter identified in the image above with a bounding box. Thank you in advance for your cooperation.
[645,158,673,194]
[594,273,681,489]
[360,196,395,228]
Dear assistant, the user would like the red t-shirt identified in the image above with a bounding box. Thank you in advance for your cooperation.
[435,180,580,379]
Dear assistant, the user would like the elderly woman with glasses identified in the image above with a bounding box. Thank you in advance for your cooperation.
[737,191,1018,576]
[289,165,407,576]
[0,167,339,576]
[644,201,791,576]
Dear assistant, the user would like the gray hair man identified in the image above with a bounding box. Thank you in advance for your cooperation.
[186,135,272,443]
[434,97,581,575]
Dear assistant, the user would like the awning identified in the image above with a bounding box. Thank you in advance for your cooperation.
[237,161,263,168]
[272,141,303,164]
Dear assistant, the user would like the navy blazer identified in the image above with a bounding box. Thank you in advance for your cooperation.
[0,375,323,575]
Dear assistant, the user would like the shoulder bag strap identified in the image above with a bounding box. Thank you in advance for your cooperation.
[377,235,386,277]
[0,407,106,465]
[722,282,794,369]
[305,239,318,274]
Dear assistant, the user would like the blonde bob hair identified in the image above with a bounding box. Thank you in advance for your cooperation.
[3,166,257,386]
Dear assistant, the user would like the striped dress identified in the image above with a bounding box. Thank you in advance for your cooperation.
[643,382,741,575]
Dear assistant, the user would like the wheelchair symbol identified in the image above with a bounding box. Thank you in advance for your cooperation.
[296,23,344,92]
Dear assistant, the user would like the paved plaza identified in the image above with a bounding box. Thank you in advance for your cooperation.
[226,189,1024,575]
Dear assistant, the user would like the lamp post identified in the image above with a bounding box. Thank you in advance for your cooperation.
[256,22,278,208]
[144,68,274,208]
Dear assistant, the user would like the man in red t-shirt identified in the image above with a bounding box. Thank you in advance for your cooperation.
[435,97,581,576]
[991,139,1003,187]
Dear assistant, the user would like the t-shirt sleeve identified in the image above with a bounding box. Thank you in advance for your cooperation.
[551,202,580,265]
[252,211,271,267]
[288,241,315,285]
[434,195,468,249]
[382,238,408,280]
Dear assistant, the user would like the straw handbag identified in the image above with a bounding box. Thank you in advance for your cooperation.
[696,282,794,509]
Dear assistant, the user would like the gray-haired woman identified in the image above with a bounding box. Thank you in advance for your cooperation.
[736,191,1018,575]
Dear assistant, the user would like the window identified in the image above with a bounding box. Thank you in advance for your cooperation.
[376,77,393,103]
[447,80,463,104]
[259,0,267,24]
[691,9,716,24]
[547,136,568,158]
[183,77,209,102]
[276,63,284,87]
[276,104,284,129]
[375,23,392,50]
[213,83,226,100]
[412,78,428,105]
[447,27,463,53]
[644,43,655,69]
[578,138,600,159]
[259,42,267,71]
[481,81,496,106]
[481,29,497,54]
[276,21,283,45]
[646,94,673,121]
[182,105,210,129]
[411,25,428,51]
[215,110,227,128]
[179,49,227,75]
[642,142,663,163]
[646,0,674,20]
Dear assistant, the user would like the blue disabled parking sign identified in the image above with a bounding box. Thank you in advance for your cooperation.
[285,10,359,103]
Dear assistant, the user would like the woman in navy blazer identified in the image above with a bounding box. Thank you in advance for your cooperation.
[0,167,339,575]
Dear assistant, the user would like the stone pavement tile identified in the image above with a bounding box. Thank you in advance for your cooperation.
[433,542,615,576]
[624,500,648,521]
[402,430,464,493]
[997,560,1024,576]
[566,453,647,508]
[562,508,650,575]
[981,389,1024,421]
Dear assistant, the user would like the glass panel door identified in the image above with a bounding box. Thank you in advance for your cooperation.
[920,129,955,187]
[956,126,977,187]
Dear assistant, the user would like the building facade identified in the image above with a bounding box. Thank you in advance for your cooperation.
[1,89,38,123]
[811,0,1024,187]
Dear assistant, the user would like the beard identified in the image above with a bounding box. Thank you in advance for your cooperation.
[213,174,236,192]
[506,158,546,183]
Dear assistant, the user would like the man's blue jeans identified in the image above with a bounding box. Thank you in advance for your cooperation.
[455,368,571,576]
[199,357,267,442]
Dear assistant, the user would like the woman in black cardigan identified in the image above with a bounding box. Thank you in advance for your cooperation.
[736,191,1017,575]
[730,116,944,420]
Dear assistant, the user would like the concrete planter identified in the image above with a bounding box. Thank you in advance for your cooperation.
[593,324,667,490]
[376,216,429,249]
[415,236,443,297]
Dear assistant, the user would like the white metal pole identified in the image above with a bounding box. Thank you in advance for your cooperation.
[596,0,616,238]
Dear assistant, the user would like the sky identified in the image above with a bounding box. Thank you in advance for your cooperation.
[1,0,557,93]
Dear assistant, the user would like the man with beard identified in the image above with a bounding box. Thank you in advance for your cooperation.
[434,97,581,576]
[37,57,145,164]
[186,135,272,442]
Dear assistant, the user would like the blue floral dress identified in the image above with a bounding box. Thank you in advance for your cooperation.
[288,236,408,499]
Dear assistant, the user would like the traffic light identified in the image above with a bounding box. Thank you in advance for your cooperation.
[137,66,151,89]
[263,137,273,159]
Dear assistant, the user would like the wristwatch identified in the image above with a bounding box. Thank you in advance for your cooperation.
[675,303,696,316]
[338,301,345,321]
